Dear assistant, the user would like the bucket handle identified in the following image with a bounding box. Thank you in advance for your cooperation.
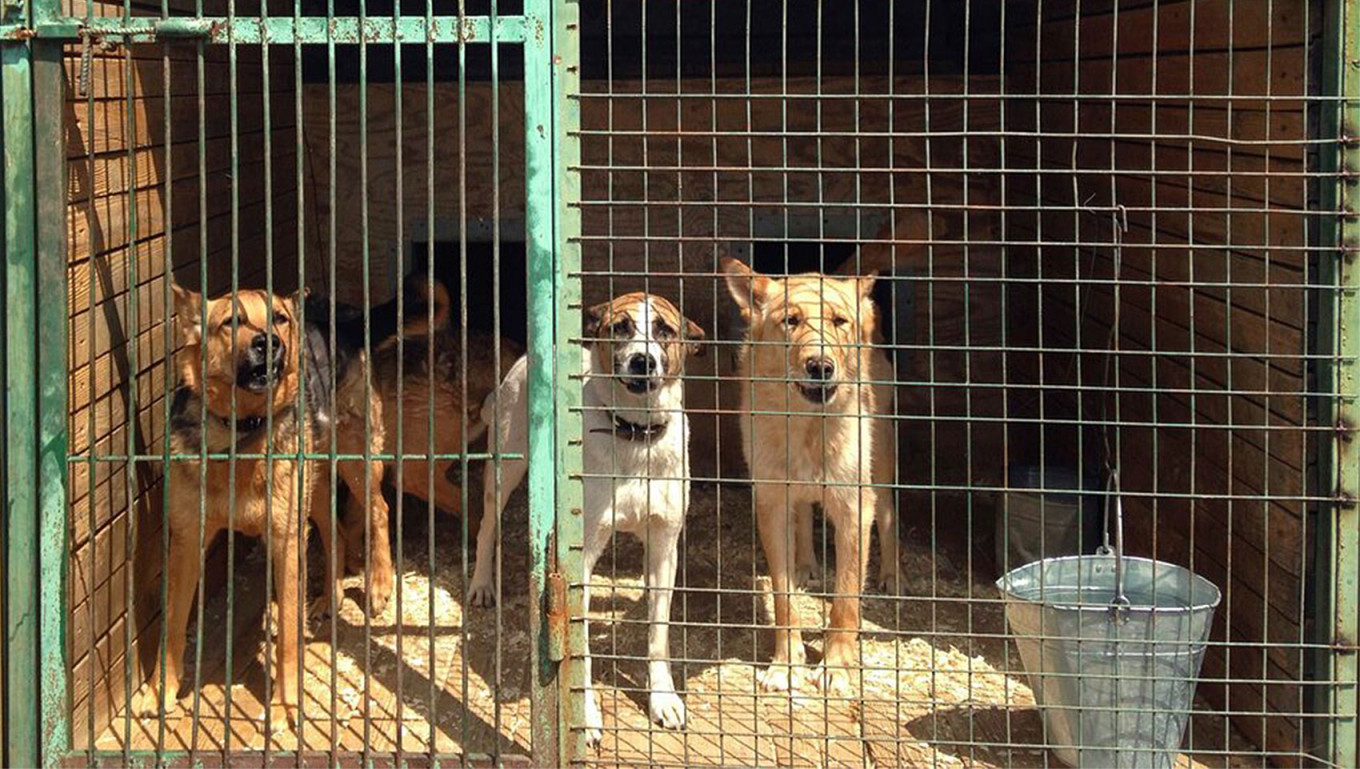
[1096,469,1131,623]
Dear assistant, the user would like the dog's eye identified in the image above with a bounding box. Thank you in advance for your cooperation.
[611,320,632,337]
[653,320,674,338]
[783,315,801,328]
[832,316,849,328]
[274,314,291,326]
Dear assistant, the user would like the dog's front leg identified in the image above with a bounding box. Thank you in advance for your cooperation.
[644,521,685,729]
[821,486,874,697]
[339,457,394,616]
[132,523,206,719]
[793,501,820,587]
[754,485,805,691]
[468,453,527,608]
[580,518,614,748]
[269,525,305,734]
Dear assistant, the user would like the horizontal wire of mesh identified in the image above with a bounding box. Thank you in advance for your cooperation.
[57,0,1350,767]
[567,1,1341,768]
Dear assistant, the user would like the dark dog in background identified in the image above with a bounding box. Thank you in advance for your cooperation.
[336,273,523,575]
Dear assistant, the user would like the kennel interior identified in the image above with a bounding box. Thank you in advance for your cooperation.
[1,0,1356,766]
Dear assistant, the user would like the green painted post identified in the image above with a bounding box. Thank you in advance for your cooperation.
[32,0,69,761]
[551,0,585,763]
[525,0,583,763]
[523,0,560,763]
[2,0,41,759]
[1320,0,1360,765]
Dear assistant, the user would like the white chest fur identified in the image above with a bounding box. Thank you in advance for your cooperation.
[579,345,691,536]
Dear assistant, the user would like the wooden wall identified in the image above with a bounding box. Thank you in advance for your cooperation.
[1003,0,1316,761]
[65,0,298,743]
[307,75,1005,488]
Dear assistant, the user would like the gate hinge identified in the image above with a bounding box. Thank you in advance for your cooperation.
[546,570,567,662]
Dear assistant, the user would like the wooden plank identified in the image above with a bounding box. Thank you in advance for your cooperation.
[1010,47,1307,112]
[68,90,296,158]
[1007,134,1308,210]
[64,54,288,103]
[69,128,297,206]
[1014,0,1308,61]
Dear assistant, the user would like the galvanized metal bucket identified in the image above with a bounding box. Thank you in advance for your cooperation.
[997,554,1221,768]
[994,464,1103,575]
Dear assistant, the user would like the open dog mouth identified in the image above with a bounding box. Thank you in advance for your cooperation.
[796,381,838,404]
[623,377,659,394]
[237,362,279,392]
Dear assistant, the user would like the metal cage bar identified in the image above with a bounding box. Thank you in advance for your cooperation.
[0,0,1357,766]
[1317,0,1360,765]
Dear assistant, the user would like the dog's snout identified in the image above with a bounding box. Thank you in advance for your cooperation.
[251,332,285,360]
[627,353,659,376]
[805,357,836,381]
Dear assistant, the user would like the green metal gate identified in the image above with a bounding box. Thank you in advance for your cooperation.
[0,0,586,765]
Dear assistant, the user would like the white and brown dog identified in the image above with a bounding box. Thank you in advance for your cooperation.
[723,258,899,695]
[469,292,705,743]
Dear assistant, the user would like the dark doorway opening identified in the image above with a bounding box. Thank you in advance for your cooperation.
[410,240,529,347]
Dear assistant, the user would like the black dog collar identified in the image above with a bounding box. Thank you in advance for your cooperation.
[220,412,267,435]
[592,411,669,443]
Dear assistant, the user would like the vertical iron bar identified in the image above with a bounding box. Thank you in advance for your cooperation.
[0,24,36,766]
[458,0,471,758]
[523,0,584,762]
[490,0,504,757]
[391,0,405,757]
[555,0,584,760]
[156,0,174,756]
[1319,0,1360,764]
[31,0,68,762]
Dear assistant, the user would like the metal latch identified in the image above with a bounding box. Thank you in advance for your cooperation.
[75,19,217,95]
[546,571,567,662]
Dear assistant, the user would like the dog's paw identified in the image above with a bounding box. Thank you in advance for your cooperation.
[365,566,394,617]
[131,682,179,719]
[649,689,686,730]
[793,562,822,588]
[467,576,497,608]
[758,663,804,693]
[307,595,334,624]
[815,664,856,698]
[875,563,902,594]
[264,700,300,736]
[584,691,604,748]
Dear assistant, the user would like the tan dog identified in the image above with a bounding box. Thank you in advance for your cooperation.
[132,282,400,732]
[723,259,899,694]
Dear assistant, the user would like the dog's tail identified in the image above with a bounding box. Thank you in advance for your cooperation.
[360,275,452,349]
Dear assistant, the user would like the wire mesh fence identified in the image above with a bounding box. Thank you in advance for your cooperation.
[0,0,1354,767]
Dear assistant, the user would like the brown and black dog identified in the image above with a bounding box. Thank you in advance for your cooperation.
[337,275,523,569]
[132,280,410,732]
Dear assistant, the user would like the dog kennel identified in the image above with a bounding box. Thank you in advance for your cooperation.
[1,0,1358,766]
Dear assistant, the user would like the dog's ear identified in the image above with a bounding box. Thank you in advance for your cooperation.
[172,282,204,346]
[286,285,310,322]
[682,315,707,358]
[856,270,878,298]
[583,300,611,345]
[723,258,769,317]
[853,273,881,344]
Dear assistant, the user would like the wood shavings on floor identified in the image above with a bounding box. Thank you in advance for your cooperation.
[100,484,1263,767]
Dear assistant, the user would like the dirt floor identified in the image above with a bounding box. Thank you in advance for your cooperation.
[101,483,1260,767]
